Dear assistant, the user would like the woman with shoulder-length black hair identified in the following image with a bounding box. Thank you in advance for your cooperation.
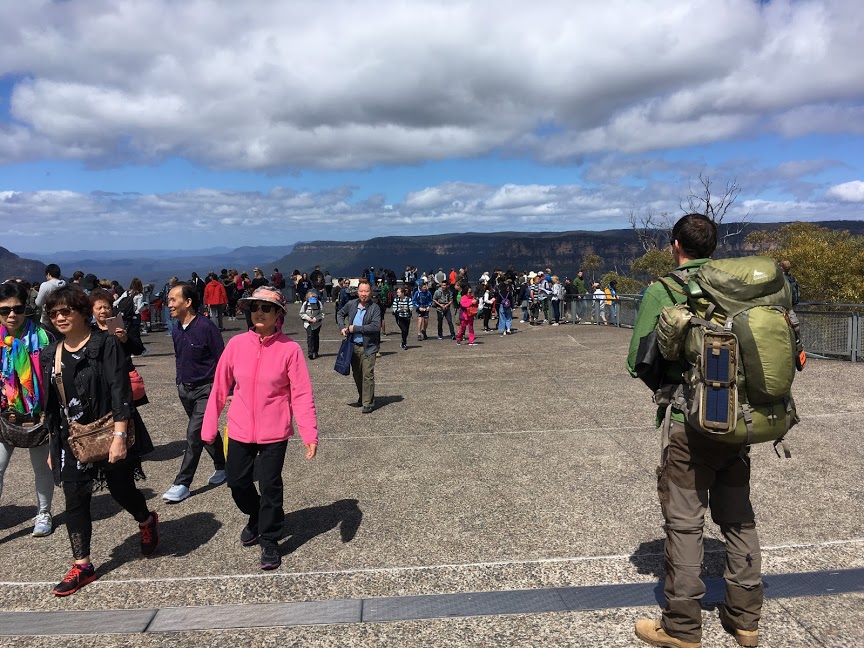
[40,286,158,597]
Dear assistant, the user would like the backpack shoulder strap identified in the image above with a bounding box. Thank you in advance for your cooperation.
[657,274,688,298]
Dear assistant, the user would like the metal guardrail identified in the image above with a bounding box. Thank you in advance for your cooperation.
[603,296,864,362]
[795,309,861,362]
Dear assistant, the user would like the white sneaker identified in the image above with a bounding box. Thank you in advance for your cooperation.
[162,484,191,502]
[208,469,227,486]
[32,512,53,537]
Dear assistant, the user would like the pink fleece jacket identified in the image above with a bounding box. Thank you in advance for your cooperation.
[202,330,318,446]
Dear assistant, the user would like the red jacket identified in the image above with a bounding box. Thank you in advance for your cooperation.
[204,280,228,306]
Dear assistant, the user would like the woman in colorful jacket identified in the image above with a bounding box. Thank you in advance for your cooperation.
[202,287,318,571]
[0,281,55,538]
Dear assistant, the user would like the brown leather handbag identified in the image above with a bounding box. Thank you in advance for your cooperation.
[53,346,135,464]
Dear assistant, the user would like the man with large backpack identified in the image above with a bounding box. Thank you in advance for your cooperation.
[626,214,799,648]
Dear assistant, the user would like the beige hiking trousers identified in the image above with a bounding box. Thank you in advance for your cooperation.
[656,421,763,643]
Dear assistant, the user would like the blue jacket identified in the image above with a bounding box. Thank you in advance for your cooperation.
[412,289,433,310]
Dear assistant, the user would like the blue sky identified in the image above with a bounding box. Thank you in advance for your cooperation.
[1,0,863,253]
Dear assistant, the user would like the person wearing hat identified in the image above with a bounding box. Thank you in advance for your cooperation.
[203,286,318,570]
[299,289,325,359]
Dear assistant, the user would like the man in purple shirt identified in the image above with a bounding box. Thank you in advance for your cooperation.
[162,283,227,503]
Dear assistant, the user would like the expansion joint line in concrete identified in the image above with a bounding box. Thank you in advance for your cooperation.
[3,537,864,588]
[1,567,862,637]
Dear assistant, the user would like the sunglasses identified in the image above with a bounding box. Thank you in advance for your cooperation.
[249,303,277,313]
[48,307,75,320]
[0,305,26,316]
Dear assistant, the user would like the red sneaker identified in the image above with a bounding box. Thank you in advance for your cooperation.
[52,563,98,597]
[140,511,160,557]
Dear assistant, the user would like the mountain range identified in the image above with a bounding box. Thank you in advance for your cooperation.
[5,220,863,287]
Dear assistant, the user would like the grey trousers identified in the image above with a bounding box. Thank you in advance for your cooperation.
[657,421,763,643]
[0,441,53,514]
[350,345,376,407]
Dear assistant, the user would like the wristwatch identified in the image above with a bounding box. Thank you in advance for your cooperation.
[112,432,128,439]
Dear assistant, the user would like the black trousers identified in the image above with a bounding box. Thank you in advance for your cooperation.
[482,306,492,329]
[226,438,288,550]
[175,383,225,487]
[305,326,321,356]
[63,466,150,560]
[396,316,411,345]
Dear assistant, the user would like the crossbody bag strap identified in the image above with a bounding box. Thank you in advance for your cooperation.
[53,346,70,420]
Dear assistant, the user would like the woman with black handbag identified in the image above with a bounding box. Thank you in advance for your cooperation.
[40,286,158,597]
[0,281,55,537]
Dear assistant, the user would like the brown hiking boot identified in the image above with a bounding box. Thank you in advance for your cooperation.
[719,607,759,647]
[634,619,701,648]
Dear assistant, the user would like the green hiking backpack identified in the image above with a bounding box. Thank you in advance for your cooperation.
[656,257,805,454]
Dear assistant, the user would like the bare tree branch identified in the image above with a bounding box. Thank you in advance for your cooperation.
[629,207,672,252]
[680,172,752,251]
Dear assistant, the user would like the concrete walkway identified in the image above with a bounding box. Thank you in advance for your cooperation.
[1,314,862,646]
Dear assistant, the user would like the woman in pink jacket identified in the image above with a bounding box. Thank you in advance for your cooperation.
[203,287,318,571]
[456,286,479,346]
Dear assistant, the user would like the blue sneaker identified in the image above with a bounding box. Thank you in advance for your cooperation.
[162,484,190,503]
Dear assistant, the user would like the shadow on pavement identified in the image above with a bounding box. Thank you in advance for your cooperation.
[145,440,187,462]
[280,498,363,556]
[630,537,728,607]
[0,504,36,531]
[373,395,403,410]
[97,511,222,577]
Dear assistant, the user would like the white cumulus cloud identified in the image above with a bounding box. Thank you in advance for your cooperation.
[827,180,864,202]
[0,0,861,169]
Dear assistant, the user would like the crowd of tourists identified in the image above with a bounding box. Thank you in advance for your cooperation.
[2,220,809,648]
[0,259,623,595]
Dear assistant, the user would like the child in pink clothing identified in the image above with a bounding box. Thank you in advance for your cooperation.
[456,287,478,345]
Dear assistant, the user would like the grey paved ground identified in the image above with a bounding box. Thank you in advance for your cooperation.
[1,311,862,646]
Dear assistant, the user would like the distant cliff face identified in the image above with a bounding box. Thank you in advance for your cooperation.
[0,247,45,283]
[272,222,864,280]
[274,229,669,278]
